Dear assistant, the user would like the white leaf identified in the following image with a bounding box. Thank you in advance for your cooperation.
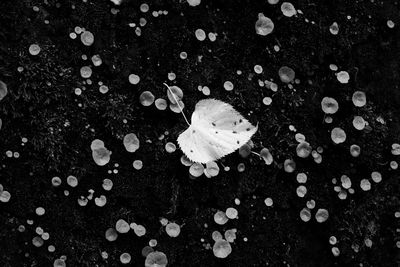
[177,99,258,163]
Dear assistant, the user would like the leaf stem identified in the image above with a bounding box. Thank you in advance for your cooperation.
[163,83,191,126]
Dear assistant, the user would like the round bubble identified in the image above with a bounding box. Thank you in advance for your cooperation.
[352,116,366,130]
[189,163,204,177]
[116,219,130,233]
[278,66,295,83]
[105,228,118,241]
[165,142,176,153]
[281,2,297,17]
[129,74,140,85]
[140,91,155,106]
[255,13,274,36]
[29,44,41,56]
[0,80,8,101]
[296,142,312,158]
[81,31,94,46]
[155,98,168,110]
[350,144,361,157]
[123,133,140,153]
[205,161,220,177]
[331,127,346,144]
[352,91,366,107]
[213,239,232,258]
[92,147,111,166]
[321,97,339,114]
[145,251,168,267]
[120,252,131,264]
[187,0,201,6]
[284,159,296,173]
[315,208,329,223]
[214,211,229,225]
[165,222,181,237]
[300,208,311,222]
[195,29,206,41]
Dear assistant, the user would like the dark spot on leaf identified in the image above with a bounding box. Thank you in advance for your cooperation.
[212,122,216,126]
[234,121,237,125]
[246,128,250,131]
[192,130,196,133]
[215,131,218,134]
[237,141,240,144]
[239,119,243,123]
[190,150,193,153]
[233,131,237,134]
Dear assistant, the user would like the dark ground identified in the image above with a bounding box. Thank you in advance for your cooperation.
[0,0,400,266]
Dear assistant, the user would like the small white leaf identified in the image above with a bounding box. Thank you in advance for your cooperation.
[178,99,258,163]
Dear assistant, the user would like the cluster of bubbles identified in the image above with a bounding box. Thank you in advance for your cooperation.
[68,26,111,97]
[195,29,218,42]
[139,84,185,115]
[239,141,275,166]
[180,155,222,178]
[328,236,340,256]
[210,207,239,258]
[17,215,60,265]
[331,175,355,200]
[103,216,175,264]
[300,207,329,223]
[106,218,147,240]
[52,174,109,207]
[255,2,299,37]
[166,85,185,113]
